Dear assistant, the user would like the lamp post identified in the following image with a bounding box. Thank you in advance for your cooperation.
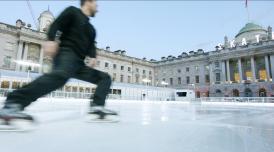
[142,78,151,100]
[189,83,196,97]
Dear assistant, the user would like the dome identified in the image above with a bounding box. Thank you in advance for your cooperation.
[40,10,54,17]
[235,23,266,38]
[234,22,268,44]
[38,9,54,32]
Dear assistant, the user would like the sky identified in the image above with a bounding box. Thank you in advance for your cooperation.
[0,0,274,60]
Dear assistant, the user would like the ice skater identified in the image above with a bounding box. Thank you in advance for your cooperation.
[0,0,118,125]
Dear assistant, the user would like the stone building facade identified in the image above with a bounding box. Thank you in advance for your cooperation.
[155,23,274,97]
[0,10,274,97]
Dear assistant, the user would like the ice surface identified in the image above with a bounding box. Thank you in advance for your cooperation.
[0,99,274,152]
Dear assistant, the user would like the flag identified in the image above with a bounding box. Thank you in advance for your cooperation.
[245,0,248,8]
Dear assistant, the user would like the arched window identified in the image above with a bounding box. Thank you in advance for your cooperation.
[215,89,222,97]
[259,88,267,97]
[205,91,209,97]
[216,89,222,94]
[232,89,240,97]
[244,88,253,97]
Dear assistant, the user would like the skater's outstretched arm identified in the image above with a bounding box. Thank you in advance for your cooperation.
[88,42,97,58]
[86,41,97,68]
[47,6,75,41]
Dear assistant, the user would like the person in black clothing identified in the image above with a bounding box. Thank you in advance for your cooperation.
[0,0,118,122]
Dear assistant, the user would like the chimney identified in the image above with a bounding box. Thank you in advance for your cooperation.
[268,26,272,40]
[167,55,173,60]
[27,24,32,29]
[121,50,126,55]
[197,49,204,54]
[189,51,195,56]
[16,19,23,28]
[181,52,188,57]
[114,50,121,54]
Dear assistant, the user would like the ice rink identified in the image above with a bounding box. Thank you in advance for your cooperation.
[0,99,274,152]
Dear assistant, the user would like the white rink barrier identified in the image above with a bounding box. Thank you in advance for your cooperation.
[0,88,173,101]
[198,97,274,103]
[1,97,274,107]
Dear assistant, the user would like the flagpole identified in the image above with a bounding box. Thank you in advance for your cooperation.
[245,0,250,22]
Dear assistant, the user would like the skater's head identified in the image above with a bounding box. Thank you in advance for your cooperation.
[80,0,98,17]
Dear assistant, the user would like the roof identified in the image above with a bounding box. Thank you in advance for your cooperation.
[236,23,266,37]
[40,10,54,18]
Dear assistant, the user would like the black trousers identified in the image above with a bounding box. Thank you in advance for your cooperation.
[5,47,112,109]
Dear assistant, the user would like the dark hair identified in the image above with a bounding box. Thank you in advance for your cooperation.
[80,0,94,6]
[80,0,85,6]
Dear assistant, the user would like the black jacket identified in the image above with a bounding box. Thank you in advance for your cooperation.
[47,6,96,59]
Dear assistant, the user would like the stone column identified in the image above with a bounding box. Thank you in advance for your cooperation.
[265,55,271,81]
[8,80,12,90]
[15,41,24,71]
[22,43,29,71]
[39,46,44,73]
[251,56,256,82]
[270,55,274,81]
[209,62,215,85]
[221,61,226,83]
[237,58,243,83]
[226,60,231,83]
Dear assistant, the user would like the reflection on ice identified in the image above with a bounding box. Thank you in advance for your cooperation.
[0,99,273,152]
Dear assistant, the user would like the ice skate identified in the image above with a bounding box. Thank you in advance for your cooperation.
[86,104,119,123]
[0,104,36,132]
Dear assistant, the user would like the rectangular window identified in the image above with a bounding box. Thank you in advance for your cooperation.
[216,73,221,82]
[195,66,199,71]
[195,75,200,83]
[178,77,181,85]
[121,66,124,71]
[113,64,117,69]
[186,76,190,84]
[170,78,173,85]
[177,92,187,97]
[120,75,124,82]
[205,74,210,83]
[149,71,152,75]
[215,62,220,68]
[128,67,131,72]
[177,69,181,73]
[143,70,146,74]
[112,73,116,81]
[136,68,139,72]
[186,67,190,72]
[136,76,139,83]
[3,56,12,68]
[105,62,109,68]
[128,76,131,83]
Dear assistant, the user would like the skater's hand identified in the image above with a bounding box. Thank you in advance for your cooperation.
[43,41,59,57]
[87,57,97,68]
